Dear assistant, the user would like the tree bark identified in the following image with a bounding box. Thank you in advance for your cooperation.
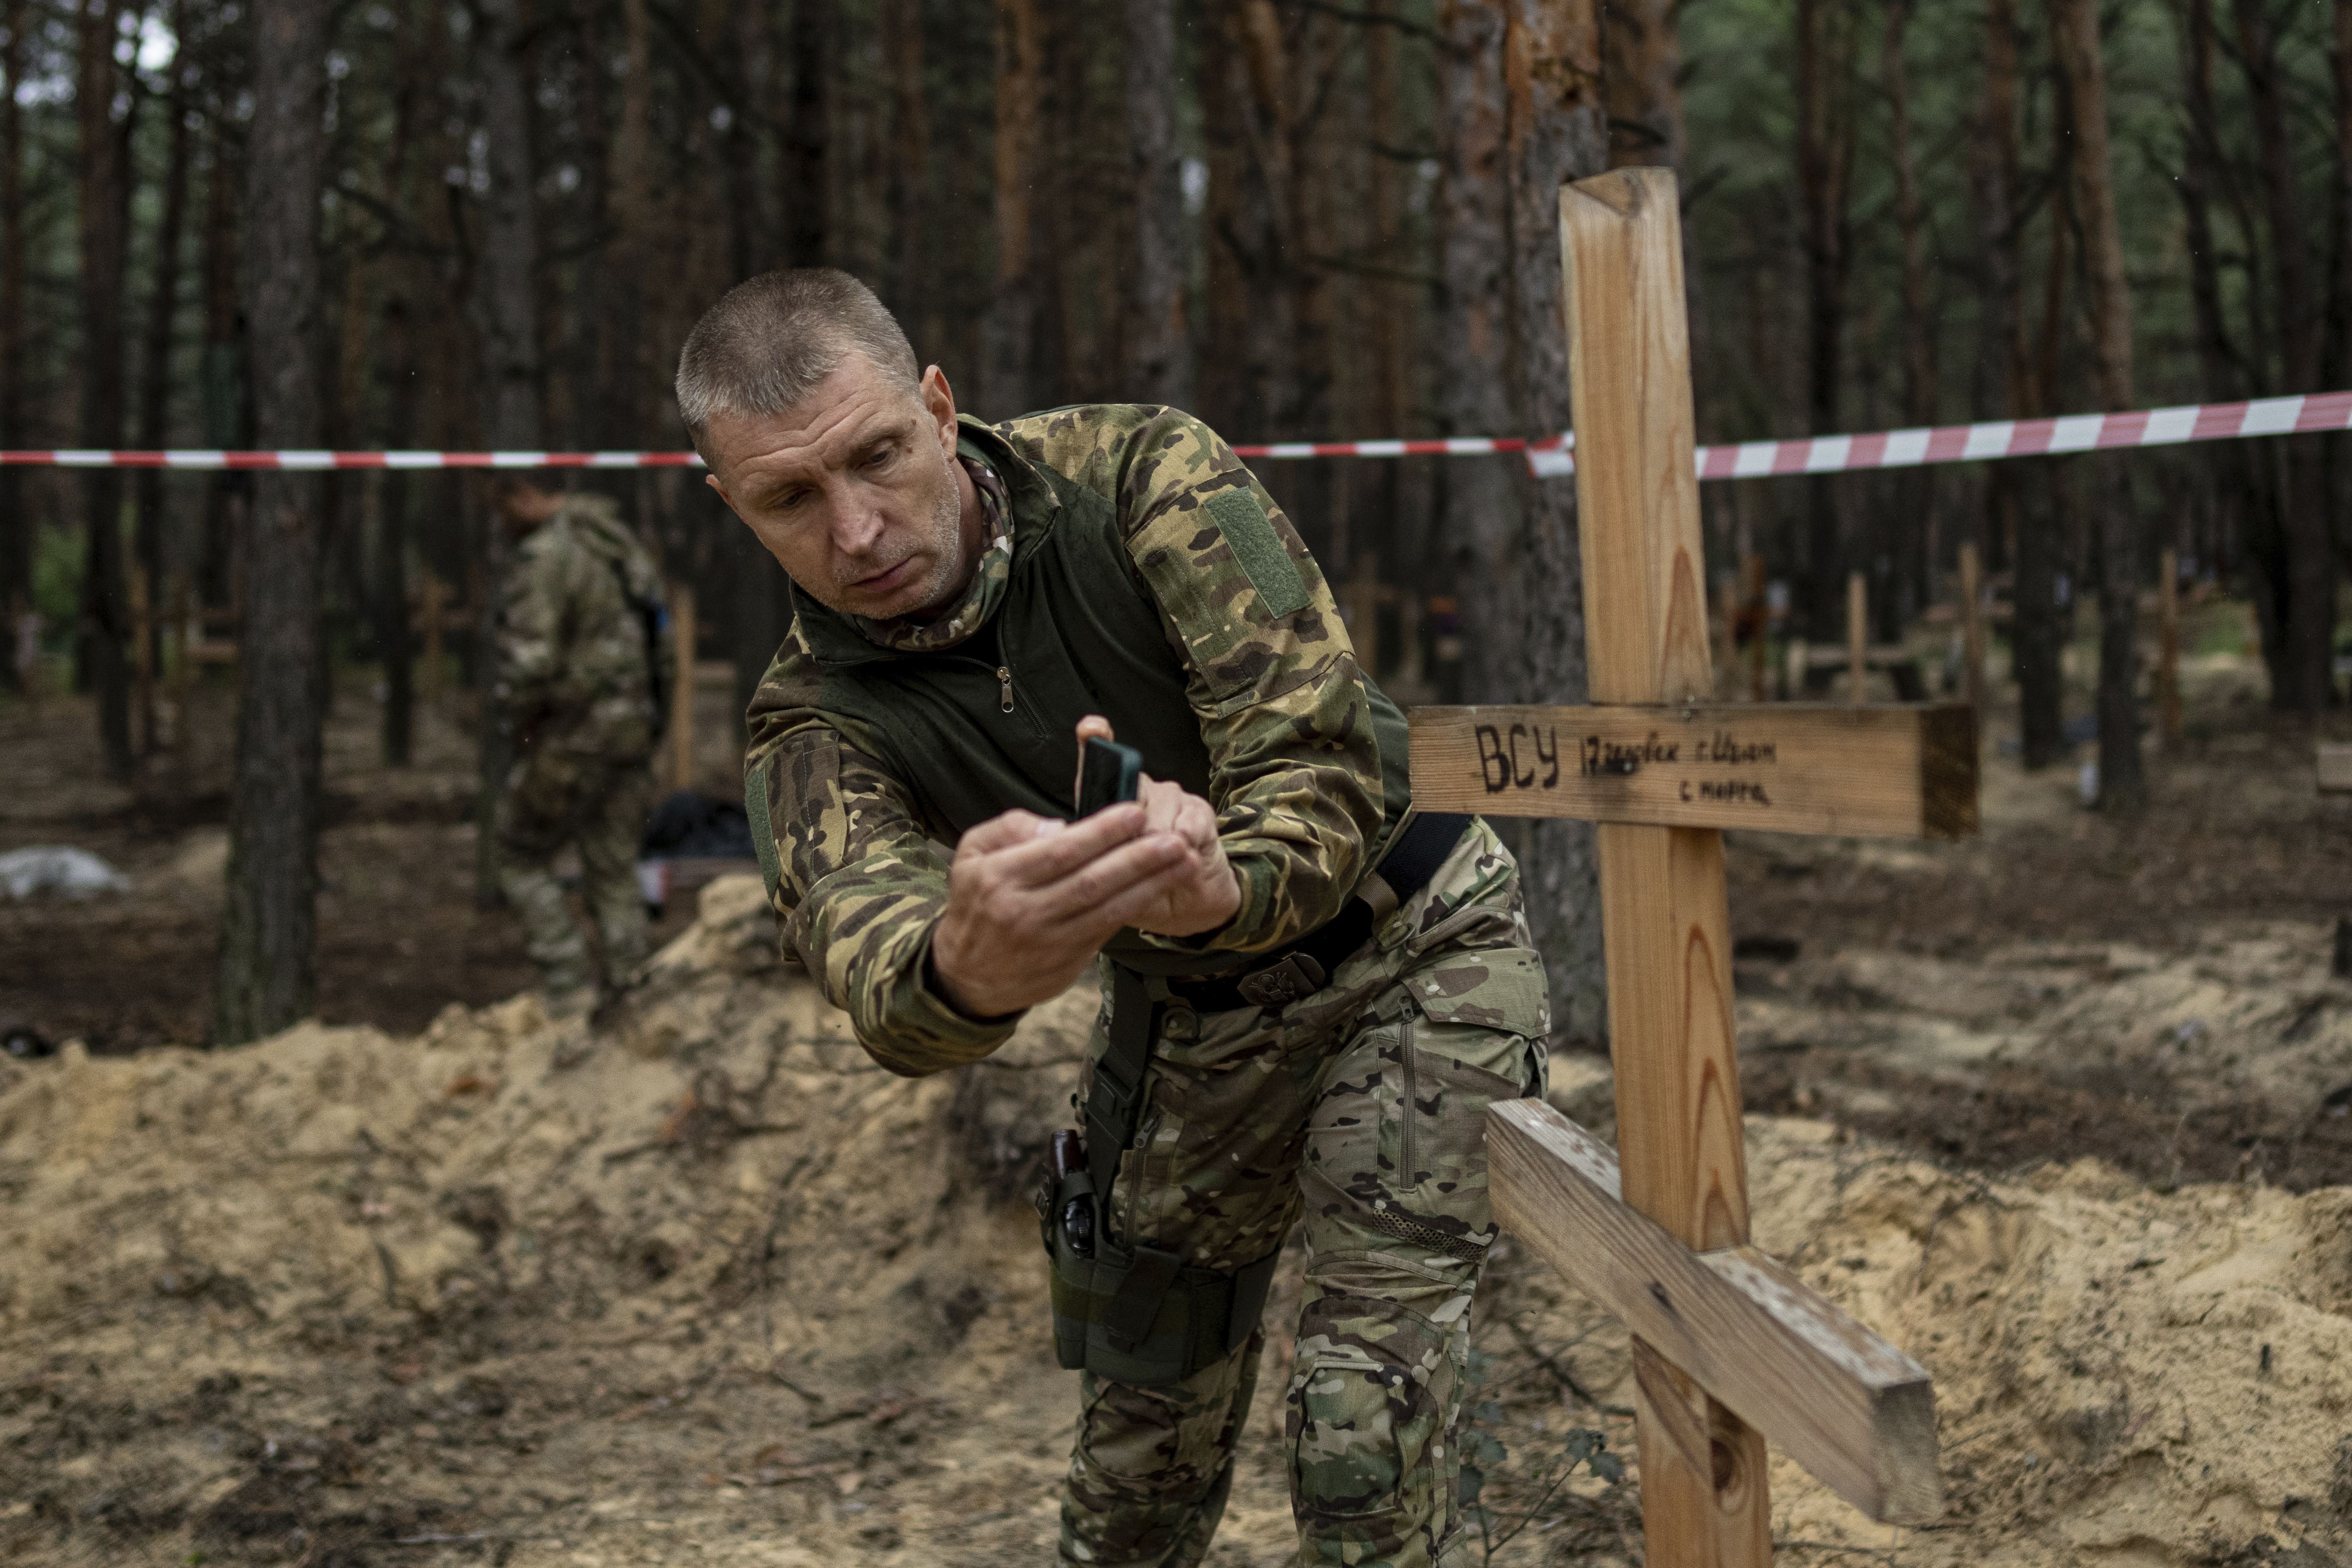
[0,0,26,668]
[986,0,1043,412]
[2176,0,2256,599]
[1793,0,1854,641]
[1883,0,1936,638]
[1125,0,1190,407]
[77,0,135,779]
[786,0,831,270]
[133,7,195,751]
[1502,0,1607,1043]
[1438,0,1517,713]
[1601,0,1683,170]
[2053,0,2144,812]
[886,0,931,335]
[2236,0,2336,713]
[215,0,332,1045]
[473,0,545,902]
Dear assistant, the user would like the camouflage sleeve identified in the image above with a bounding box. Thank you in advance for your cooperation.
[495,532,570,726]
[1001,405,1383,956]
[743,628,1021,1076]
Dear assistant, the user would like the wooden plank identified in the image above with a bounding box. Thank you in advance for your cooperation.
[1559,164,1772,1567]
[1847,572,1868,705]
[1488,1099,1943,1524]
[1408,702,1979,839]
[2318,743,2352,795]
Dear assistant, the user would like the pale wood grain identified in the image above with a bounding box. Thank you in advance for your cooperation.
[1559,165,1771,1566]
[1408,702,1980,838]
[1489,1100,1944,1524]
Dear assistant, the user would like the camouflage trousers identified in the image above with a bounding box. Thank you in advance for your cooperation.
[494,745,653,997]
[1062,818,1550,1568]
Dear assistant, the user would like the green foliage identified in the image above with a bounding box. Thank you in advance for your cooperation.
[1458,1347,1624,1564]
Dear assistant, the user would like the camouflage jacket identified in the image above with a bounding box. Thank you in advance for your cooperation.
[496,493,669,761]
[744,406,1402,1077]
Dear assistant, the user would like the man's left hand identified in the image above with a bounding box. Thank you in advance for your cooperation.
[1075,715,1239,938]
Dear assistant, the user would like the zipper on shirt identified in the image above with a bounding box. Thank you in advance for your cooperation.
[997,665,1015,713]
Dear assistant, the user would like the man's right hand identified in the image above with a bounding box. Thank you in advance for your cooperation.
[928,804,1202,1019]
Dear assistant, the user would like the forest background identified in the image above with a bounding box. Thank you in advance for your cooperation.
[0,0,2347,1045]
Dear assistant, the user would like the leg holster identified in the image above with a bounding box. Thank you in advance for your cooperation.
[1042,965,1280,1387]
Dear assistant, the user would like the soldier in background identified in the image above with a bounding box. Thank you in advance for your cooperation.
[493,479,672,1018]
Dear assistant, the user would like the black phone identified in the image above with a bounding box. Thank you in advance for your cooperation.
[1075,737,1143,816]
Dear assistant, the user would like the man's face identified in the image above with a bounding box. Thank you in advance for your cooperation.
[703,353,975,623]
[500,482,564,528]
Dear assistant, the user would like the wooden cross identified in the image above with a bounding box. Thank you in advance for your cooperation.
[1408,169,1974,1560]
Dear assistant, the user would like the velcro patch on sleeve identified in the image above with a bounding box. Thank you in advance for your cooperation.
[744,759,784,904]
[1203,488,1310,619]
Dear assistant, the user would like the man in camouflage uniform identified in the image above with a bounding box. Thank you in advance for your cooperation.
[688,269,1551,1566]
[493,479,670,1016]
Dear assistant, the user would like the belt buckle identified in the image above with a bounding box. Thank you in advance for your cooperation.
[1236,953,1327,1009]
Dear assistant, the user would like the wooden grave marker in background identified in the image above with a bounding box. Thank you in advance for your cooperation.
[1408,168,1970,1560]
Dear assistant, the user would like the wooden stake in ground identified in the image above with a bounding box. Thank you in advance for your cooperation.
[129,561,154,757]
[1847,570,1868,704]
[1410,168,1965,1558]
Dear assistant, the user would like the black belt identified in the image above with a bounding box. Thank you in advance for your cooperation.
[1161,813,1473,1013]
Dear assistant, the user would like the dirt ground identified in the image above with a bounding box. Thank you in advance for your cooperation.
[5,636,2352,1566]
[0,674,751,1054]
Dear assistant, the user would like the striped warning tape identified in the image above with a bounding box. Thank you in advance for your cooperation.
[3,389,2346,473]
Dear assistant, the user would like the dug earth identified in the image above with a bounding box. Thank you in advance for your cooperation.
[6,866,2352,1566]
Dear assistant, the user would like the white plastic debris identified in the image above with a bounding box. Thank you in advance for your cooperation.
[0,846,132,899]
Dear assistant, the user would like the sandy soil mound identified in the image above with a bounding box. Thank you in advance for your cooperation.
[4,877,2349,1565]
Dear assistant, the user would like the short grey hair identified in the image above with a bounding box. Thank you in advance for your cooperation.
[674,269,920,455]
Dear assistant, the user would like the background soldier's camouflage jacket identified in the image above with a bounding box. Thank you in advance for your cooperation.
[743,405,1391,1076]
[497,493,668,761]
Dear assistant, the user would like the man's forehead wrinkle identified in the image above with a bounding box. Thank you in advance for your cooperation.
[731,399,909,488]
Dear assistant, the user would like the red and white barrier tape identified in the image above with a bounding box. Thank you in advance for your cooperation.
[1525,388,2352,480]
[0,448,706,469]
[5,389,2347,474]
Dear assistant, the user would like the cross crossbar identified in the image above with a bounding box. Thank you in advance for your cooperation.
[1410,702,1978,838]
[1406,167,1972,1563]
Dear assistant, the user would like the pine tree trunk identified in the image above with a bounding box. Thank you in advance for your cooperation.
[1438,0,1518,713]
[786,0,831,270]
[2236,0,2337,713]
[0,0,27,669]
[1124,0,1190,407]
[214,0,331,1046]
[473,0,544,902]
[2054,0,2144,813]
[1502,0,1607,1044]
[2018,74,2075,772]
[133,15,193,751]
[986,0,1042,413]
[77,0,135,779]
[1602,0,1683,170]
[1794,0,1856,643]
[197,109,245,614]
[2177,0,2259,637]
[885,0,931,333]
[1884,0,1937,637]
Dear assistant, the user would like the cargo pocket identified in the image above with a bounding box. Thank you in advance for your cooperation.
[1394,945,1549,1200]
[1287,1293,1452,1539]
